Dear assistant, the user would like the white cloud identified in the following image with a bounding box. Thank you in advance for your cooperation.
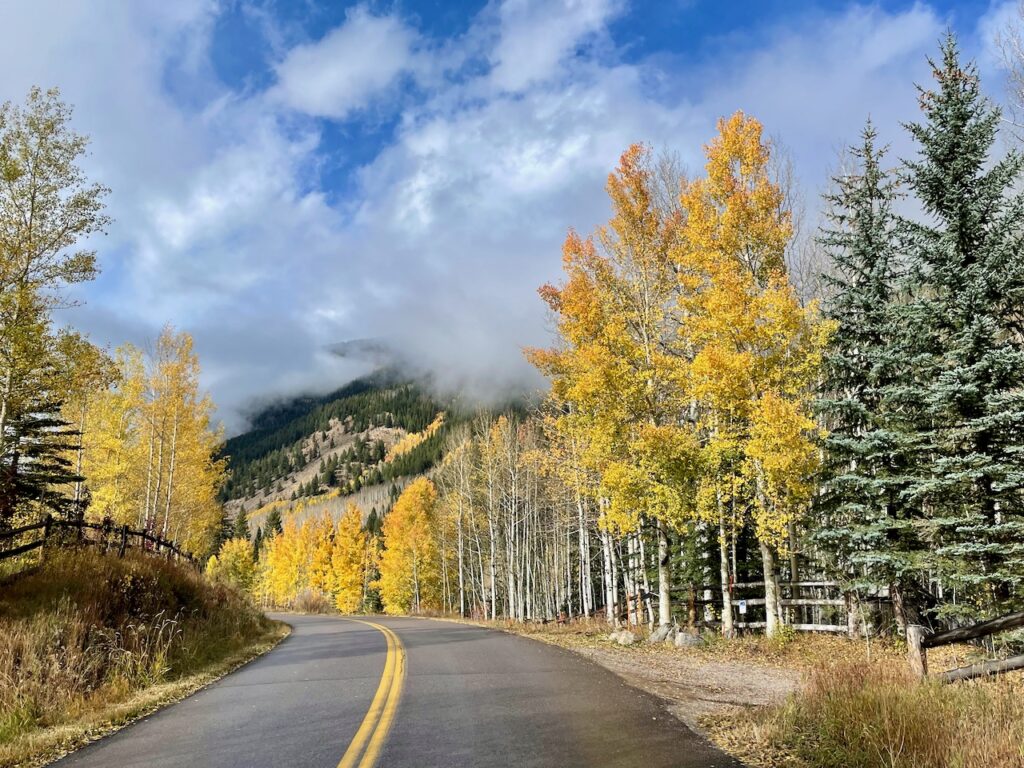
[489,0,623,91]
[271,5,418,119]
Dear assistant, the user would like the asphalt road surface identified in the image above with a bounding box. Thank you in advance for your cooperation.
[54,615,742,768]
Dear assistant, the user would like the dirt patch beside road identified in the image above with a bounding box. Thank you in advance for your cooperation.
[551,640,799,732]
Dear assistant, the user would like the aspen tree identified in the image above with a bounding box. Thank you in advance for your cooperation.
[376,477,440,614]
[331,502,367,612]
[676,113,828,636]
[529,145,697,628]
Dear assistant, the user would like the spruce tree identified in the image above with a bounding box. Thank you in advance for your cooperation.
[900,35,1024,619]
[265,507,283,538]
[0,396,82,525]
[233,508,250,540]
[817,122,923,614]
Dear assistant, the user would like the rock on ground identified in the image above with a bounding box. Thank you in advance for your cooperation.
[648,624,677,644]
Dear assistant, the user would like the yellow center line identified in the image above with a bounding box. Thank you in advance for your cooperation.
[336,619,406,768]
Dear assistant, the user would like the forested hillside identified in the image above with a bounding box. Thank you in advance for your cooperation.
[218,372,471,531]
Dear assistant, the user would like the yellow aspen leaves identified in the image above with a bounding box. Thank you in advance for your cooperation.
[206,538,256,592]
[332,502,368,613]
[376,477,441,615]
[386,412,445,462]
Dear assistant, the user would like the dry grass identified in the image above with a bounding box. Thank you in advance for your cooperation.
[709,660,1024,768]
[0,549,285,767]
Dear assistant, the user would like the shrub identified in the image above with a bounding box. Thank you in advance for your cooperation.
[0,549,269,747]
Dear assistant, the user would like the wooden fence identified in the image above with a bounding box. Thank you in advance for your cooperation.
[907,611,1024,682]
[669,580,863,635]
[0,515,197,568]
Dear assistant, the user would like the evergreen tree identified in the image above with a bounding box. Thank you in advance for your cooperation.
[265,506,283,538]
[233,508,250,540]
[900,36,1024,619]
[816,123,922,615]
[253,525,264,558]
[0,395,82,523]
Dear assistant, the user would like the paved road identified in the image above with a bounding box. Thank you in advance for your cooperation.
[54,615,741,768]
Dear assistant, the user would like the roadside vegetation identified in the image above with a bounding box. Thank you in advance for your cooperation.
[0,549,283,767]
[715,661,1024,768]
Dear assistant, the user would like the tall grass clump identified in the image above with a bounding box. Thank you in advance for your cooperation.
[0,549,271,752]
[731,660,1024,767]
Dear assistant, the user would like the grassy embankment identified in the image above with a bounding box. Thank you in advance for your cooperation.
[0,549,288,768]
[497,618,1024,768]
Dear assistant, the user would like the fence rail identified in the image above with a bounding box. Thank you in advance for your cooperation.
[0,515,197,568]
[907,611,1024,682]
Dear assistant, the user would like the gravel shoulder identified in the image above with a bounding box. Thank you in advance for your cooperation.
[551,641,799,732]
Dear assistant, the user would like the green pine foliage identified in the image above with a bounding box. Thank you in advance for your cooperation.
[232,508,250,540]
[816,123,921,596]
[897,36,1024,617]
[820,36,1024,624]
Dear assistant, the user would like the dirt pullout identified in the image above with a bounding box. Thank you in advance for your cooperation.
[561,642,798,732]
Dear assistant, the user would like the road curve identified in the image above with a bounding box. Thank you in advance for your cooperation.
[53,615,741,768]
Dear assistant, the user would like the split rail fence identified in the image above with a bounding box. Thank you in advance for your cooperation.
[0,515,197,569]
[907,611,1024,683]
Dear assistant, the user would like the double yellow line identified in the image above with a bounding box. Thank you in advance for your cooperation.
[337,619,406,768]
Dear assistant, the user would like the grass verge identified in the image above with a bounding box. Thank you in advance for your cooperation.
[707,660,1024,768]
[0,549,290,768]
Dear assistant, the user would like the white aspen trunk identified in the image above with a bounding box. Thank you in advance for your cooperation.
[621,537,637,626]
[457,498,466,617]
[600,527,615,624]
[149,415,165,534]
[141,421,156,530]
[578,499,593,616]
[639,532,655,628]
[0,366,14,466]
[656,519,671,627]
[487,475,498,621]
[161,405,179,538]
[760,540,781,637]
[73,402,87,511]
[719,500,734,638]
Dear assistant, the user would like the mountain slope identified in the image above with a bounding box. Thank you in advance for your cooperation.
[220,371,459,527]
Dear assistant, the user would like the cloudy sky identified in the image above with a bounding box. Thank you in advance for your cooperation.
[2,0,1016,431]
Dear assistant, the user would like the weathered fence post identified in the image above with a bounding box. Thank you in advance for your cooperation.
[907,624,929,677]
[118,525,129,558]
[40,514,53,561]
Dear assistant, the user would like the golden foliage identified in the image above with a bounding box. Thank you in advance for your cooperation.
[386,412,445,462]
[206,537,256,592]
[376,477,441,615]
[332,503,369,613]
